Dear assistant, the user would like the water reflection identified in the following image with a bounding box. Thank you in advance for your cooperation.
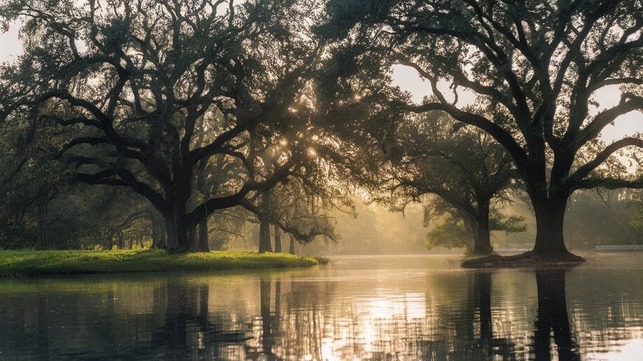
[445,272,517,360]
[533,270,580,361]
[0,255,642,360]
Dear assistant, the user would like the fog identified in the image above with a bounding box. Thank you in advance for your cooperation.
[298,188,643,256]
[303,201,427,255]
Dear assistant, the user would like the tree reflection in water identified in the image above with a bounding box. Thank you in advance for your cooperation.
[2,258,641,360]
[419,272,518,360]
[151,280,249,360]
[141,271,581,360]
[249,271,579,361]
[244,277,278,359]
[533,270,580,361]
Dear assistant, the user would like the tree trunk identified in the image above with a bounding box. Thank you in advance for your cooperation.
[274,225,282,253]
[531,194,571,254]
[197,216,210,252]
[471,201,492,255]
[259,216,273,253]
[194,158,210,253]
[462,215,477,253]
[118,230,125,249]
[151,214,167,249]
[289,235,295,254]
[36,202,48,250]
[165,174,194,251]
[165,214,180,251]
[165,211,190,252]
[129,232,134,249]
[462,189,584,267]
[187,225,198,252]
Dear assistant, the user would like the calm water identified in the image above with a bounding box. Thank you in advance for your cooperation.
[0,253,642,360]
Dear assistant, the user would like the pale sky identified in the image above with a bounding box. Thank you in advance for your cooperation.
[0,22,22,62]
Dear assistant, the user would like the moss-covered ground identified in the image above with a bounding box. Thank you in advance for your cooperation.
[0,249,325,276]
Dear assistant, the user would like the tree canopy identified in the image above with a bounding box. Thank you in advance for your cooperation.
[1,0,642,262]
[321,0,643,262]
[0,0,327,251]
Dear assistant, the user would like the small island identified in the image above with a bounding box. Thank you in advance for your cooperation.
[460,251,586,269]
[0,249,324,277]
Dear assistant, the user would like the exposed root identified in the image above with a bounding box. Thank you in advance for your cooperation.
[460,250,586,269]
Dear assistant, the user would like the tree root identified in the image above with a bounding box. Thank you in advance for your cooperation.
[460,250,586,269]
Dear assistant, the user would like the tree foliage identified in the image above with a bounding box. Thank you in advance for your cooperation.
[565,188,643,247]
[321,0,643,258]
[1,0,327,251]
[379,112,524,254]
[1,0,642,259]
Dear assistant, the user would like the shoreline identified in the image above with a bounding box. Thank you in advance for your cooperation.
[0,249,325,277]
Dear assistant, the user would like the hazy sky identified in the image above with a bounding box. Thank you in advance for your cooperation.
[1,24,641,143]
[0,22,22,62]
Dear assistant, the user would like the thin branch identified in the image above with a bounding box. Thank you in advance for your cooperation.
[570,137,643,185]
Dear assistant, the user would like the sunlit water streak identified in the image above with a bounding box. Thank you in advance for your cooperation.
[0,253,641,360]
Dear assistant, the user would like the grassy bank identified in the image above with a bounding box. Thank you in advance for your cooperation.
[0,249,325,276]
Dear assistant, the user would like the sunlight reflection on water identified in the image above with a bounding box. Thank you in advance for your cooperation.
[585,339,643,361]
[0,253,641,360]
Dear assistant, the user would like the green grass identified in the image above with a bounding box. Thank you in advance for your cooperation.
[0,249,325,277]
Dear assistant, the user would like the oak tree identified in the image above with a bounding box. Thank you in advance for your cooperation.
[322,0,643,262]
[1,0,325,251]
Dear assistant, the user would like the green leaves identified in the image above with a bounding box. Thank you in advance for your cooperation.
[0,249,322,276]
[424,214,469,250]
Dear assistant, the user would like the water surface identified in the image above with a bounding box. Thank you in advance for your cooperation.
[0,253,641,360]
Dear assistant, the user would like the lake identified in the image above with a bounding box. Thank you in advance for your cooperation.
[0,253,641,360]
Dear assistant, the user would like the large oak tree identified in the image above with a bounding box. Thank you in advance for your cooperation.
[322,0,643,262]
[1,0,325,251]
